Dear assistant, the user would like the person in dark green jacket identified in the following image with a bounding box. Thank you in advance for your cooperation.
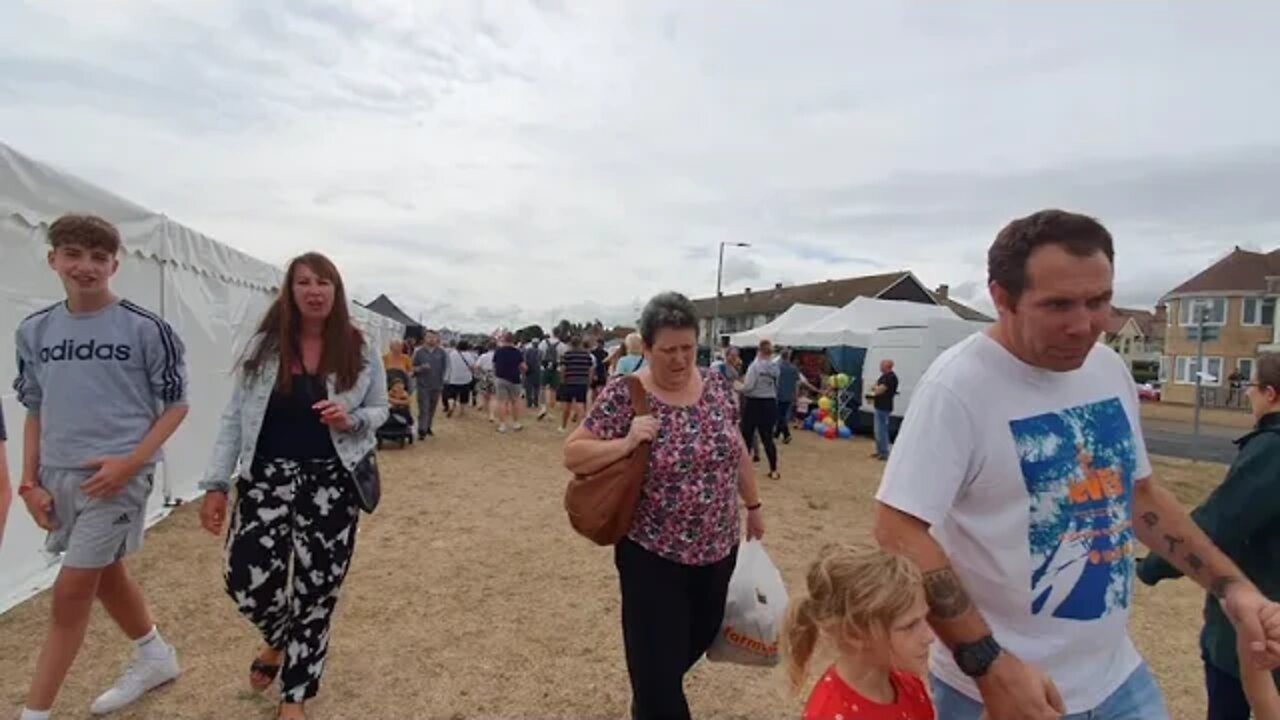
[1138,352,1280,719]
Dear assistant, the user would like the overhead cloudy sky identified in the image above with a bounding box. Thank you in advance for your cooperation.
[2,1,1279,330]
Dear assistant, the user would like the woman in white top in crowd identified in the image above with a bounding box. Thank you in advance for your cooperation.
[476,341,497,422]
[443,340,475,417]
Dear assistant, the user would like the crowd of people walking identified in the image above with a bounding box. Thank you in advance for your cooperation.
[3,209,1280,720]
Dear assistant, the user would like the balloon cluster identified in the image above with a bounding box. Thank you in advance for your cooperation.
[824,373,851,389]
[801,396,854,440]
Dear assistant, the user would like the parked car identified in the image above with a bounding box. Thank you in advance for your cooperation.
[1138,382,1161,402]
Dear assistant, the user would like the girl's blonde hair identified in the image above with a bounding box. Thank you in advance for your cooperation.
[782,542,924,694]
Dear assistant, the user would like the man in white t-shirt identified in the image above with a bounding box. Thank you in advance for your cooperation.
[874,209,1280,720]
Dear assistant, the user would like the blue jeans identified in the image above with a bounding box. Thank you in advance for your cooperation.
[931,663,1169,720]
[775,401,793,439]
[873,409,891,457]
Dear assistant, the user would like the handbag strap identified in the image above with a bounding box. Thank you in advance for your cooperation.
[625,374,650,416]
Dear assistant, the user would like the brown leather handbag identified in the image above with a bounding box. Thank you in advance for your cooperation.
[564,374,651,545]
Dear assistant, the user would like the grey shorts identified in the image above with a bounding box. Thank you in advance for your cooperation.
[42,466,154,569]
[495,378,522,403]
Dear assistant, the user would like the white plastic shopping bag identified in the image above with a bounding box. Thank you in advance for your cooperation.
[706,540,788,666]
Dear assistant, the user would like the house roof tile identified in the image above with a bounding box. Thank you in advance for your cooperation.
[1165,247,1280,297]
[690,270,992,322]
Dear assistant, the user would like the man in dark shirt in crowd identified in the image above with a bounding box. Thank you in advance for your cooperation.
[492,332,527,434]
[867,358,898,460]
[1139,351,1280,718]
[558,336,594,432]
[588,336,609,406]
[522,340,547,418]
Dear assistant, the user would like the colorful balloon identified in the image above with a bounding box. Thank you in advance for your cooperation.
[818,397,833,411]
[837,425,853,439]
[824,426,838,439]
[835,373,850,388]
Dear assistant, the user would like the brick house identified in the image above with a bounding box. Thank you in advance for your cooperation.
[1159,247,1280,405]
[689,270,991,347]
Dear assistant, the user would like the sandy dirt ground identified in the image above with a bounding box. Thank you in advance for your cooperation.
[0,406,1228,719]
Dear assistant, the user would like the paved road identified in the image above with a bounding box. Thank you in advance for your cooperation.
[1143,419,1240,464]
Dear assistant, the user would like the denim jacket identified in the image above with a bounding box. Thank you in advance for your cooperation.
[199,333,389,493]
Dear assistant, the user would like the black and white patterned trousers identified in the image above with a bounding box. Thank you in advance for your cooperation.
[224,456,360,703]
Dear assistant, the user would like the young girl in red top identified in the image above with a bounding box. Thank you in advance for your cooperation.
[784,542,936,720]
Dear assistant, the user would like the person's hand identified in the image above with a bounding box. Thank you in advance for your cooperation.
[81,456,141,498]
[314,400,354,431]
[21,485,56,530]
[200,491,228,536]
[975,651,1065,720]
[1223,583,1280,670]
[626,415,661,451]
[745,508,765,540]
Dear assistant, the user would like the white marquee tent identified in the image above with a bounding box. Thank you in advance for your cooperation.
[772,296,959,348]
[726,303,836,347]
[0,142,404,612]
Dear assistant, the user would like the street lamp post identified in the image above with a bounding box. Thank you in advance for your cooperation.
[712,241,751,349]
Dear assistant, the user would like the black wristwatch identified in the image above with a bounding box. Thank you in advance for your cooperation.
[953,635,1002,678]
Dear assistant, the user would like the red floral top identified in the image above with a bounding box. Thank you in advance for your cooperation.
[803,667,935,720]
[583,370,742,566]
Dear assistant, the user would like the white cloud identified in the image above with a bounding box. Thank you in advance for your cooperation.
[2,1,1279,330]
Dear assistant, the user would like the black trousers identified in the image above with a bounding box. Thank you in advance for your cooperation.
[1204,656,1252,720]
[615,539,738,720]
[740,397,778,473]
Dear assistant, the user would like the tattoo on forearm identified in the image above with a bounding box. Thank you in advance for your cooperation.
[1164,534,1184,555]
[1140,511,1159,529]
[1186,553,1205,576]
[923,568,973,620]
[1211,575,1241,600]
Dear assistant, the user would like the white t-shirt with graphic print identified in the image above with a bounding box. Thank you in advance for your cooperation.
[875,331,1152,714]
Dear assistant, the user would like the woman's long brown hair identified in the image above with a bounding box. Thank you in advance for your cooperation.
[241,252,365,393]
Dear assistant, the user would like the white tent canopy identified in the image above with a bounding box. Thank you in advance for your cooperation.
[772,296,959,348]
[727,303,836,347]
[0,142,403,612]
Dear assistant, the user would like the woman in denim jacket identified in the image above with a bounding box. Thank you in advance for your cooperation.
[197,252,388,720]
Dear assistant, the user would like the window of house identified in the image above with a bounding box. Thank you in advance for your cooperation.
[1178,297,1227,326]
[1242,297,1276,326]
[1121,338,1131,355]
[1158,356,1169,382]
[1174,356,1224,385]
[1238,358,1256,383]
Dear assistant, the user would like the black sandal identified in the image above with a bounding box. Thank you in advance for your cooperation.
[250,657,281,692]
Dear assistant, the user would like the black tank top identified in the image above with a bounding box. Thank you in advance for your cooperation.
[256,372,337,460]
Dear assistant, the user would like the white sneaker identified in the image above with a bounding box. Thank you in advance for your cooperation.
[498,424,508,433]
[90,646,180,715]
[513,423,524,431]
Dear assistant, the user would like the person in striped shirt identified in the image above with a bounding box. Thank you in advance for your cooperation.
[557,336,595,432]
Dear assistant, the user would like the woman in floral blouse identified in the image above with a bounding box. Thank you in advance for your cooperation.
[564,291,766,720]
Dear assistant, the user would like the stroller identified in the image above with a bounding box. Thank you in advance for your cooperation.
[377,368,416,449]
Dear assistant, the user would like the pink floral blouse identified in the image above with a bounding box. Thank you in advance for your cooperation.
[583,369,743,566]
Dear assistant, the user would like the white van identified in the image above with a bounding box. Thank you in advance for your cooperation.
[857,317,991,436]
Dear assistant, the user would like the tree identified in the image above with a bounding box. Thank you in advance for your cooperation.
[515,324,546,344]
[554,319,574,341]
